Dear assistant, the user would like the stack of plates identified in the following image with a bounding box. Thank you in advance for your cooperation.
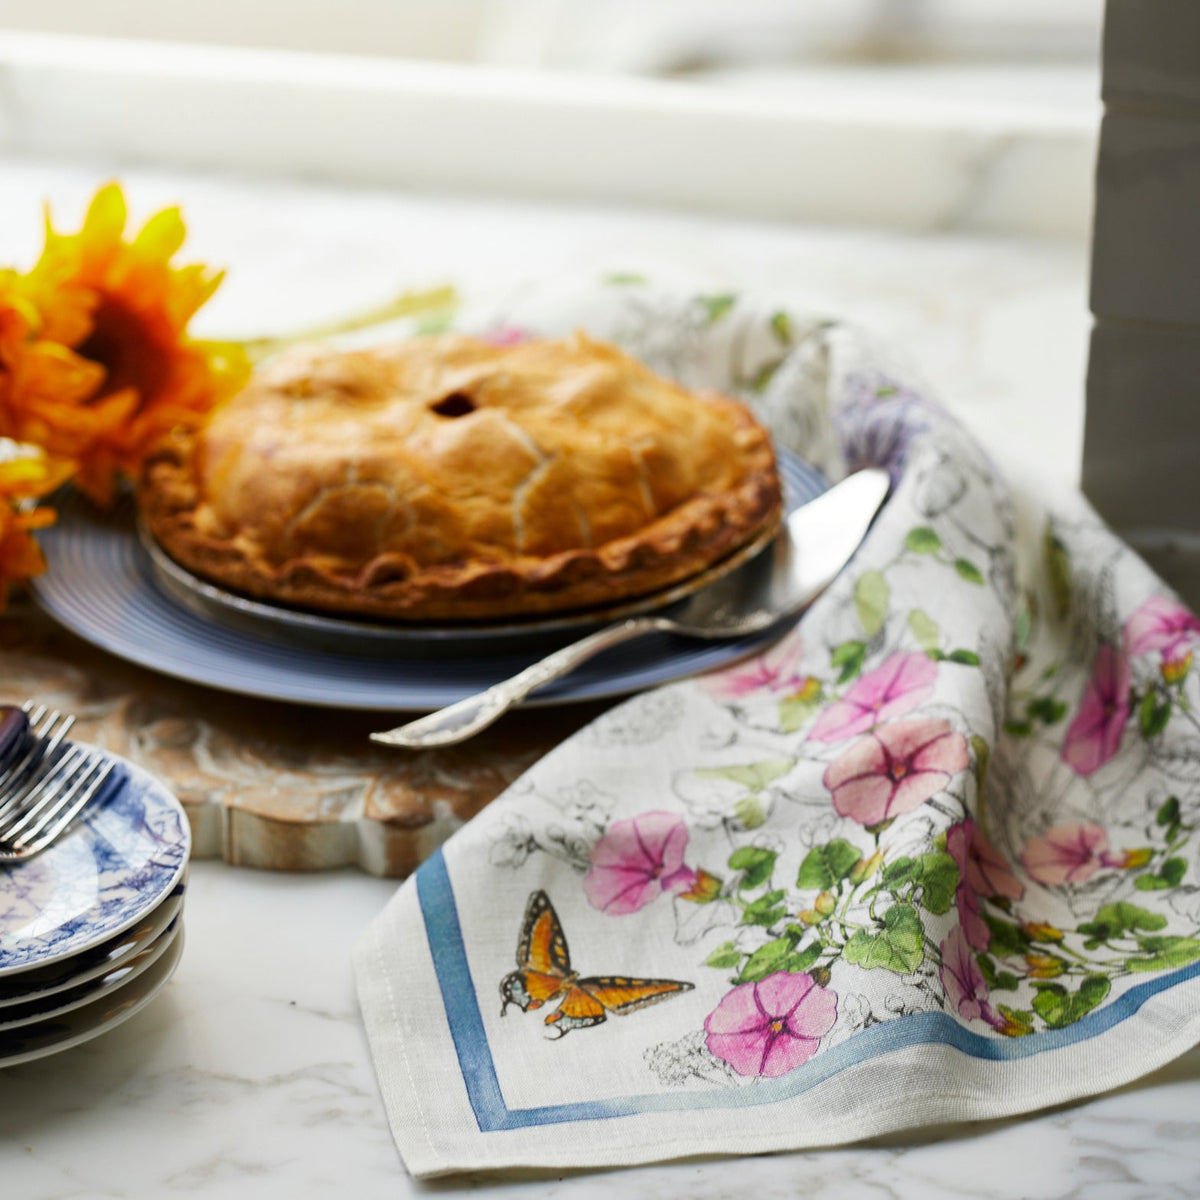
[0,749,190,1068]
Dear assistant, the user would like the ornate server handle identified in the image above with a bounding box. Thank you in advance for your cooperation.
[370,617,664,748]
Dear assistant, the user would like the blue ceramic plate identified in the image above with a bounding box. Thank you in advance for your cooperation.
[0,926,185,1068]
[0,878,185,1008]
[32,452,826,712]
[0,750,190,977]
[0,916,182,1033]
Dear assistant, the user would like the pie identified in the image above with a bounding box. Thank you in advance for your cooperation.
[139,332,781,621]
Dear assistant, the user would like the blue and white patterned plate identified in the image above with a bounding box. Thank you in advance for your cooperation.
[0,925,185,1068]
[31,454,827,712]
[0,750,190,978]
[0,877,185,1008]
[0,916,182,1033]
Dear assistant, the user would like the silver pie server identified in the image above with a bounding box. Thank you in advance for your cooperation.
[370,468,890,749]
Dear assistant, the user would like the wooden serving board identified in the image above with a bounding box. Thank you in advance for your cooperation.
[2,601,603,877]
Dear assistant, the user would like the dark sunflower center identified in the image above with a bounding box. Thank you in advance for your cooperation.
[80,296,170,407]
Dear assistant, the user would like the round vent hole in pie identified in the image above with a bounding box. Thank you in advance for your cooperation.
[430,392,476,418]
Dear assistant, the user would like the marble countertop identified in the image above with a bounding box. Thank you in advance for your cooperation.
[1,151,1197,1196]
[6,858,1199,1200]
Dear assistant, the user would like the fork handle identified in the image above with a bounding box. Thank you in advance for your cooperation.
[370,617,663,749]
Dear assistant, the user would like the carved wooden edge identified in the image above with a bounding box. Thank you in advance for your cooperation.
[182,791,483,877]
[1,603,602,879]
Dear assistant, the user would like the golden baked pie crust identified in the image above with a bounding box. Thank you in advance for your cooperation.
[139,334,781,622]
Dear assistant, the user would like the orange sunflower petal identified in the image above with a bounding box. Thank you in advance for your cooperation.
[1,521,48,575]
[0,447,76,499]
[135,206,187,261]
[0,504,48,609]
[0,326,104,460]
[16,506,59,532]
[80,182,128,263]
[0,441,71,609]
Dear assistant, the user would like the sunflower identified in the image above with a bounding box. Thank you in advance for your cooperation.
[0,439,75,610]
[21,182,249,504]
[0,269,121,468]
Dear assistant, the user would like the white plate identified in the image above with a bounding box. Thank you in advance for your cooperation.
[0,917,181,1033]
[0,749,190,977]
[0,926,184,1068]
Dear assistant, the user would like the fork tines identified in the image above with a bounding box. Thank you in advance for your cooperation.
[0,705,110,863]
[0,705,75,798]
[0,751,114,862]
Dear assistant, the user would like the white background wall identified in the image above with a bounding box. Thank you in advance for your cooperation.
[0,0,1103,70]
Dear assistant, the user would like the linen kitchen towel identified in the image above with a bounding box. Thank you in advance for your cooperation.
[355,280,1200,1176]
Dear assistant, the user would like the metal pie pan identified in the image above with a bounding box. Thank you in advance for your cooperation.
[138,513,782,658]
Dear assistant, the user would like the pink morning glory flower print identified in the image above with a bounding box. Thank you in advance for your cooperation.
[939,927,990,1022]
[1020,822,1112,886]
[947,819,1025,902]
[946,821,991,951]
[702,632,808,702]
[584,811,696,915]
[809,653,937,743]
[954,876,991,952]
[705,971,838,1077]
[1061,644,1131,776]
[1124,595,1200,662]
[946,819,1024,952]
[823,718,970,828]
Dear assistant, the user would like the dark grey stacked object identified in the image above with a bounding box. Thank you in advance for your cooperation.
[1085,0,1200,603]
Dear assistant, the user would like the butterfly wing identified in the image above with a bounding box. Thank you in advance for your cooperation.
[501,890,571,1015]
[578,976,695,1015]
[543,985,608,1034]
[518,890,571,976]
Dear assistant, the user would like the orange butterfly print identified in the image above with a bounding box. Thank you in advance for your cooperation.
[500,889,693,1037]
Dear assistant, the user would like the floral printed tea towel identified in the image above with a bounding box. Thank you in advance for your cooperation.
[354,282,1200,1177]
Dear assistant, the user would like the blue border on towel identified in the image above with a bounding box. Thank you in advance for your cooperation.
[417,849,1200,1133]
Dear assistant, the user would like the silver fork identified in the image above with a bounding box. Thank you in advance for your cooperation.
[0,702,113,863]
[0,747,115,862]
[0,702,76,801]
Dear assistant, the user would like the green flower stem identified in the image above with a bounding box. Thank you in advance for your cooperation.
[234,285,459,363]
[1146,830,1191,866]
[834,879,862,925]
[1049,941,1105,967]
[835,919,872,935]
[1025,958,1127,979]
